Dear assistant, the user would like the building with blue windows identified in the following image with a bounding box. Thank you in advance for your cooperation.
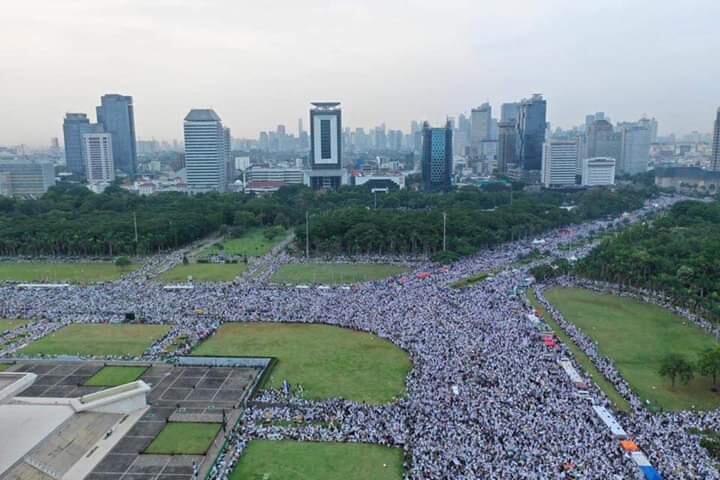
[96,94,137,176]
[517,94,547,172]
[421,121,453,192]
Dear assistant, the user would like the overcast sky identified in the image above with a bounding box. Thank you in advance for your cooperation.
[2,0,719,146]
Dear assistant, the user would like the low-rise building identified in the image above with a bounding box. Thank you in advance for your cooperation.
[0,159,55,197]
[582,157,616,186]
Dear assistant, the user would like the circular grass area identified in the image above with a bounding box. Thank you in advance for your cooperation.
[192,323,411,403]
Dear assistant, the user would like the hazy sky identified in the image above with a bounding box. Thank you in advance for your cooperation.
[2,0,719,146]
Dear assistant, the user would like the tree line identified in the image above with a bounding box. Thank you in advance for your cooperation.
[0,181,654,258]
[577,200,720,320]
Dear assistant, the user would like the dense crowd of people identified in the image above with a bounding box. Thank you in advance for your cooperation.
[3,195,717,478]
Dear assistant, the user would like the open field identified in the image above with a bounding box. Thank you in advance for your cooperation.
[158,262,246,282]
[0,319,29,334]
[201,229,286,258]
[527,289,631,413]
[144,422,221,455]
[193,323,411,403]
[230,440,403,480]
[85,365,148,386]
[0,262,134,283]
[0,364,8,372]
[19,324,170,357]
[451,272,489,289]
[271,263,407,285]
[544,287,720,411]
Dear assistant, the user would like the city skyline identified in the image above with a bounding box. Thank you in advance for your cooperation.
[2,0,719,146]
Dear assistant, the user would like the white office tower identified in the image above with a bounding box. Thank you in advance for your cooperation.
[184,109,227,193]
[82,133,115,183]
[619,124,650,175]
[308,102,344,189]
[582,157,616,186]
[541,140,578,187]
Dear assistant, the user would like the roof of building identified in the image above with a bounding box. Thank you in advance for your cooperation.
[184,109,221,122]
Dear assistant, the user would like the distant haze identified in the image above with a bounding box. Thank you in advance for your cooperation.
[2,0,719,146]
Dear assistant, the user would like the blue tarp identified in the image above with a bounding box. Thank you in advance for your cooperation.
[640,466,663,480]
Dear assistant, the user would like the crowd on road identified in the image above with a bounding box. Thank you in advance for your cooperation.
[4,195,718,479]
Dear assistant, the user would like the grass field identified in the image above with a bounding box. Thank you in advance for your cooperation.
[158,263,246,282]
[230,440,403,480]
[0,364,9,372]
[450,272,489,289]
[201,229,286,258]
[544,287,720,411]
[85,366,148,386]
[527,289,631,413]
[0,262,134,283]
[144,422,221,455]
[193,323,411,403]
[19,324,170,357]
[0,319,29,334]
[271,263,407,285]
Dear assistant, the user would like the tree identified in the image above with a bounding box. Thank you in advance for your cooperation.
[659,353,694,389]
[698,347,720,387]
[182,255,189,266]
[114,256,131,268]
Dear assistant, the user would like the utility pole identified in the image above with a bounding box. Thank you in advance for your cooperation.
[442,211,447,252]
[305,210,310,259]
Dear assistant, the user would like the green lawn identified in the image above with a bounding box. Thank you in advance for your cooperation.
[271,263,407,285]
[193,323,411,403]
[230,440,403,480]
[0,364,9,372]
[544,287,720,411]
[19,324,170,357]
[201,229,286,258]
[0,319,29,334]
[158,263,246,282]
[85,366,148,386]
[527,289,631,413]
[0,262,134,283]
[450,272,489,289]
[144,422,221,455]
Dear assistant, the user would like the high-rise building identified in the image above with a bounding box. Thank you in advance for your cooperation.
[82,133,115,183]
[96,94,137,176]
[183,109,227,193]
[62,113,91,176]
[619,124,650,175]
[582,157,616,186]
[471,103,492,147]
[712,108,720,172]
[638,117,659,144]
[421,121,453,192]
[501,103,520,123]
[308,102,344,189]
[223,127,233,182]
[586,119,621,161]
[0,159,55,197]
[497,121,517,174]
[541,139,578,187]
[517,94,547,171]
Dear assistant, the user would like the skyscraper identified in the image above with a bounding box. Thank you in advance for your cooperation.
[183,109,227,193]
[619,124,650,175]
[501,103,520,123]
[62,113,91,176]
[471,103,492,147]
[308,102,344,190]
[96,94,137,175]
[82,133,115,183]
[541,139,578,187]
[712,108,720,172]
[223,127,233,182]
[497,121,517,174]
[517,94,547,171]
[586,119,621,161]
[421,121,453,192]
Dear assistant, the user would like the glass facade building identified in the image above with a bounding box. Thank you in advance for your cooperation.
[96,94,137,175]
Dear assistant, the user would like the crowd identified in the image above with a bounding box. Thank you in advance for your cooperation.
[4,195,716,478]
